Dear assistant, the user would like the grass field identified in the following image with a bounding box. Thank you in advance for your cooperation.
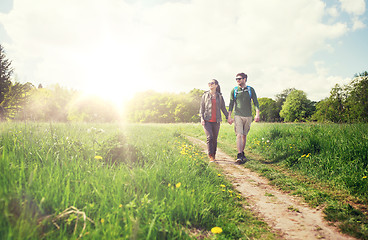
[175,122,368,239]
[1,122,367,239]
[0,122,275,239]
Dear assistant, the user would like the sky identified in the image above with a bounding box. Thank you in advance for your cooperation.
[0,0,367,106]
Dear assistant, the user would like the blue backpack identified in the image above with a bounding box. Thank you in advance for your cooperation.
[234,86,252,101]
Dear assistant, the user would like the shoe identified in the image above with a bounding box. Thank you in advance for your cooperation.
[240,151,250,164]
[209,155,216,163]
[235,153,243,164]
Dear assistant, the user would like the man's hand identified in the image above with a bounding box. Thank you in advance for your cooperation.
[254,109,260,122]
[228,118,233,125]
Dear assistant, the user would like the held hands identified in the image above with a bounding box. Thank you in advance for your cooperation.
[227,118,234,125]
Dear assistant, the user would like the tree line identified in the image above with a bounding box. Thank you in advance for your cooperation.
[1,44,367,123]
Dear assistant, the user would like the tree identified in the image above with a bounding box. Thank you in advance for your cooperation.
[257,97,278,122]
[21,84,77,121]
[67,94,119,122]
[345,72,368,122]
[274,88,296,121]
[125,89,204,123]
[312,72,368,123]
[279,90,313,122]
[0,44,14,119]
[0,82,34,120]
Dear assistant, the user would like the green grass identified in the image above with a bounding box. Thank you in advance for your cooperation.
[179,122,368,239]
[0,122,276,239]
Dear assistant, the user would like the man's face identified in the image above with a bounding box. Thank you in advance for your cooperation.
[235,76,246,86]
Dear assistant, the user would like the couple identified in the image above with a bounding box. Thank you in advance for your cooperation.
[199,72,260,164]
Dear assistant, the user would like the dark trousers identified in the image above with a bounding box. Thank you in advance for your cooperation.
[203,121,220,157]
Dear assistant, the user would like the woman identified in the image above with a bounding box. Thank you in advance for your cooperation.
[199,79,229,162]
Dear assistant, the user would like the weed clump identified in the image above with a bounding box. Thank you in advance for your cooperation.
[97,134,143,166]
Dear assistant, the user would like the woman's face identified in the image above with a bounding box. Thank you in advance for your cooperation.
[208,80,217,90]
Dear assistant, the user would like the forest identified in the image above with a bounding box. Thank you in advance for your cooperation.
[1,44,367,123]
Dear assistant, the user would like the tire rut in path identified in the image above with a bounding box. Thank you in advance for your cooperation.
[186,136,355,240]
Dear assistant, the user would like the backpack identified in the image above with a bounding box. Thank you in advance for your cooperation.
[234,86,252,101]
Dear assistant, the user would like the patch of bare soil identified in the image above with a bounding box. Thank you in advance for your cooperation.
[186,136,356,240]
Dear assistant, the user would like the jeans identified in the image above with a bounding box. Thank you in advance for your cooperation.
[203,121,220,157]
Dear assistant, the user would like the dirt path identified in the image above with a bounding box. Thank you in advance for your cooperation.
[186,136,355,240]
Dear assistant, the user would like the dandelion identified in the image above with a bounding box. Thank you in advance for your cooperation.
[217,174,222,177]
[101,218,105,224]
[168,183,171,187]
[119,204,123,208]
[94,156,103,160]
[220,184,226,188]
[301,154,306,158]
[211,227,223,234]
[363,176,367,179]
[306,153,311,158]
[176,182,181,188]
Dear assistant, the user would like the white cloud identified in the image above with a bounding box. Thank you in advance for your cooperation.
[0,0,361,104]
[352,17,366,30]
[327,6,339,18]
[339,0,366,15]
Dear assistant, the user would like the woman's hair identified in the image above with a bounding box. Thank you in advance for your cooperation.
[212,79,221,93]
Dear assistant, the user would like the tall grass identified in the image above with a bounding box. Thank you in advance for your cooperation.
[0,122,275,239]
[245,123,368,199]
[179,122,368,239]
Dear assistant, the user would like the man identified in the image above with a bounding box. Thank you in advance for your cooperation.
[228,72,260,164]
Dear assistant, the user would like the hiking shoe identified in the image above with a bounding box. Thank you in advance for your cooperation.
[235,153,243,164]
[241,155,249,164]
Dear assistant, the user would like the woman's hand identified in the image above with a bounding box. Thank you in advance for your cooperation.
[201,119,205,126]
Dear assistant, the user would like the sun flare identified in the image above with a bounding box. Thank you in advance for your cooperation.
[80,37,146,108]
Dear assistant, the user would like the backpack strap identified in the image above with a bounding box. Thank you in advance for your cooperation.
[234,86,252,101]
[234,86,238,100]
[247,86,252,99]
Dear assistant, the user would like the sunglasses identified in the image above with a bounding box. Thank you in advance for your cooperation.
[208,82,216,85]
[236,78,243,81]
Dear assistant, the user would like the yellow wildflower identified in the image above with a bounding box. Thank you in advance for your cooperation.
[168,183,171,187]
[363,176,367,179]
[119,204,123,208]
[211,227,223,234]
[220,184,226,188]
[217,174,222,177]
[94,156,103,160]
[101,218,105,224]
[176,182,181,188]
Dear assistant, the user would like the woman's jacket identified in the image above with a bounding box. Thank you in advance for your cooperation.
[199,91,229,123]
